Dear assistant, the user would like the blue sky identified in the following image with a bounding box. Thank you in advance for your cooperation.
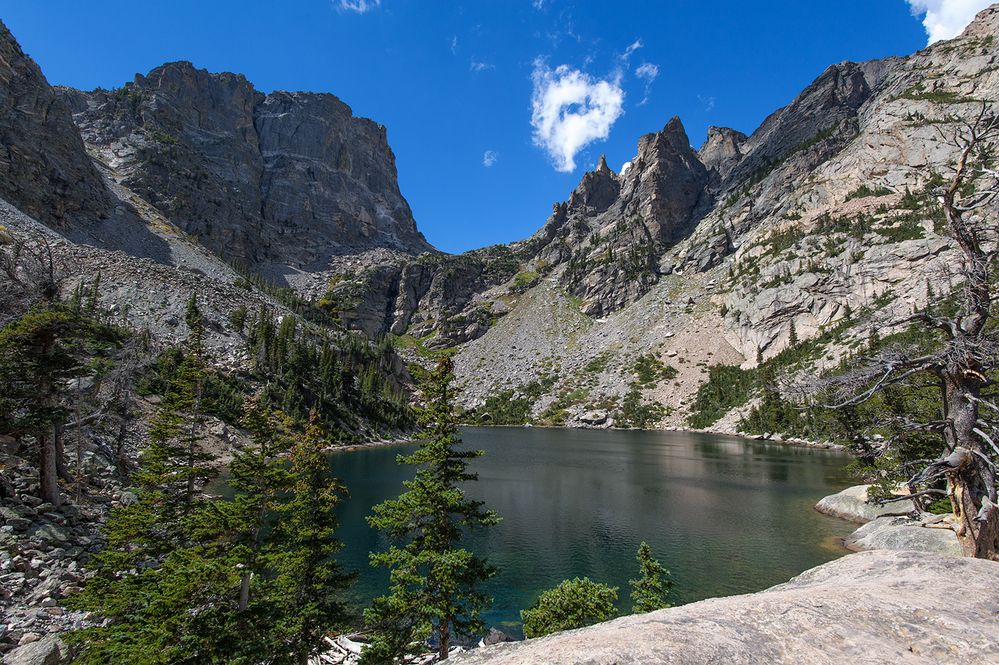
[2,1,986,253]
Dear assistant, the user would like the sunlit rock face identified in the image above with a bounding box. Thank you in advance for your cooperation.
[453,551,999,665]
[60,61,433,271]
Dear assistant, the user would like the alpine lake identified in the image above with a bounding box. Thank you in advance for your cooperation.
[329,426,855,636]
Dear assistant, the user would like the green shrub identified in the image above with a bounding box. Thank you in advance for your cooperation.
[512,271,541,292]
[521,578,619,638]
[632,354,677,387]
[845,184,893,201]
[616,386,667,429]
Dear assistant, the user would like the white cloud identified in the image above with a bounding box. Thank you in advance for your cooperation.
[483,150,499,167]
[697,94,716,112]
[635,62,659,81]
[337,0,381,13]
[470,61,495,73]
[622,39,643,61]
[533,0,546,9]
[530,59,625,172]
[635,62,659,106]
[451,36,458,55]
[905,0,992,44]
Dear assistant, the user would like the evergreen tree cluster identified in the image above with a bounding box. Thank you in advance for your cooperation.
[0,275,128,505]
[68,318,353,664]
[140,305,415,447]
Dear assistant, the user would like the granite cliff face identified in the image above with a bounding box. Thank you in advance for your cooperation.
[528,117,711,317]
[60,61,432,272]
[0,19,424,406]
[0,22,111,229]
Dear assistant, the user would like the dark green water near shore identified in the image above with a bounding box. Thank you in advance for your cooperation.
[331,427,856,635]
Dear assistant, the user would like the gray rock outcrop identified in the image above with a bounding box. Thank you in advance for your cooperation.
[697,126,747,180]
[845,516,963,557]
[59,61,432,270]
[1,635,66,665]
[814,485,909,524]
[0,21,110,228]
[454,551,999,665]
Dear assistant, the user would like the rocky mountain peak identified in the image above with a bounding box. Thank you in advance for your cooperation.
[630,116,694,171]
[62,61,433,273]
[698,126,748,179]
[567,155,620,214]
[960,2,999,39]
[619,116,709,244]
[0,20,111,228]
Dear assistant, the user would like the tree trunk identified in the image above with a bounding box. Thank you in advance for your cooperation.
[238,572,251,611]
[38,431,61,507]
[437,620,450,661]
[54,422,72,483]
[114,409,129,478]
[943,378,998,559]
[948,457,999,559]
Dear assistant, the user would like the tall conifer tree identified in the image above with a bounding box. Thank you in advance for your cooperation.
[363,356,499,662]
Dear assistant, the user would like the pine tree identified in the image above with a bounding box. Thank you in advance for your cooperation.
[137,300,213,528]
[277,411,354,663]
[194,396,300,661]
[0,304,96,507]
[65,305,224,663]
[363,357,500,662]
[69,393,355,664]
[629,542,672,613]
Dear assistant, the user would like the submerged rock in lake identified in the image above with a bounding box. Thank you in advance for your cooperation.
[451,551,999,665]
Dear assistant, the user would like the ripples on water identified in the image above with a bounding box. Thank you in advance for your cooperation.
[331,427,856,634]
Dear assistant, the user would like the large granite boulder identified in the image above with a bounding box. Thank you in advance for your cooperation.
[845,516,963,557]
[454,551,999,665]
[2,636,66,665]
[814,484,909,524]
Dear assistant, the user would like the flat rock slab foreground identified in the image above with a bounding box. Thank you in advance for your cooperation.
[453,551,999,665]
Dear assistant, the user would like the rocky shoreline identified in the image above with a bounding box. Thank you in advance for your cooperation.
[325,436,415,454]
[814,484,963,557]
[455,421,847,453]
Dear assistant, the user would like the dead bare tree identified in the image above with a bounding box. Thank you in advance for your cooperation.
[820,105,999,559]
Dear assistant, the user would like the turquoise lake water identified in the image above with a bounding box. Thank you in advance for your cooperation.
[330,426,855,635]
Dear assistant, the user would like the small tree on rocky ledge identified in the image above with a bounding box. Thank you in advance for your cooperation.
[630,542,673,613]
[819,105,999,559]
[363,356,499,662]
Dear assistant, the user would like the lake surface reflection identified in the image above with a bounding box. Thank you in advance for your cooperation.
[331,426,855,634]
